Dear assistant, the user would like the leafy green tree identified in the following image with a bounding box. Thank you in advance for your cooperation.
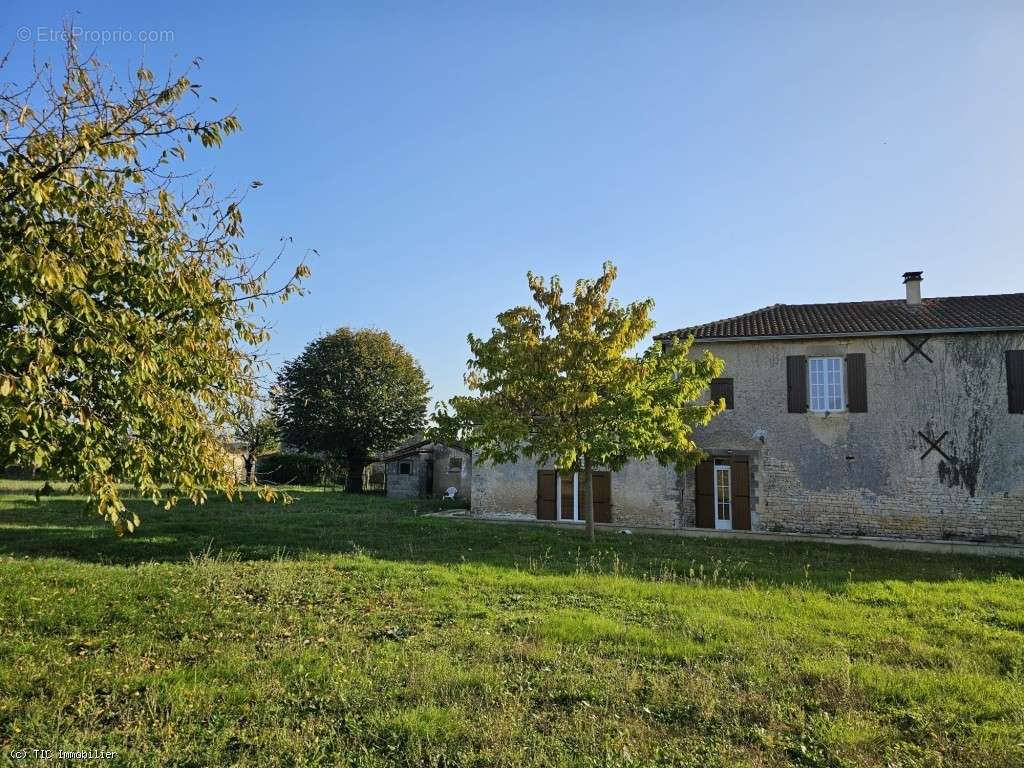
[274,329,430,492]
[0,38,307,532]
[434,262,725,541]
[234,407,280,484]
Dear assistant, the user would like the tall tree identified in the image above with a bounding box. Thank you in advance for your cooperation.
[434,263,725,541]
[274,329,430,492]
[0,37,307,532]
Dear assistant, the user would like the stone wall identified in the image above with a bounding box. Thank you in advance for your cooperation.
[683,331,1024,542]
[385,454,427,498]
[604,459,682,528]
[471,456,681,527]
[472,458,539,519]
[431,444,473,502]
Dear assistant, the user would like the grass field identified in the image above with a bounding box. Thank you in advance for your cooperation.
[1,486,1023,767]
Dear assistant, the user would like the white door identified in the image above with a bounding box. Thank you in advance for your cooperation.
[714,464,732,530]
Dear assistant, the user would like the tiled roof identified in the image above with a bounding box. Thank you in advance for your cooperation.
[379,440,470,462]
[379,439,432,463]
[655,293,1024,342]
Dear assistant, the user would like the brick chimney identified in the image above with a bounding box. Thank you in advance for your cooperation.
[903,271,923,305]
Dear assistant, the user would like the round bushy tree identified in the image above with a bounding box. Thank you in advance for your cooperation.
[274,329,430,492]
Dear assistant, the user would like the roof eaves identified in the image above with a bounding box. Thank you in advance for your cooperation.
[380,440,433,462]
[683,325,1024,343]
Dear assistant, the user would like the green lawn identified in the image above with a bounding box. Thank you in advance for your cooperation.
[1,487,1023,767]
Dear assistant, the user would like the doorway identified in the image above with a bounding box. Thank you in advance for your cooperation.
[713,463,732,530]
[695,456,751,530]
[537,470,611,523]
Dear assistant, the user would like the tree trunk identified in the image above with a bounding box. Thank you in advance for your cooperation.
[244,454,256,485]
[582,454,595,543]
[346,453,366,493]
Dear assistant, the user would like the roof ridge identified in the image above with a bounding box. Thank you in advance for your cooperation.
[655,291,1024,341]
[770,292,1024,311]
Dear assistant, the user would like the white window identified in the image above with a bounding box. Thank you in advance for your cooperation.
[448,456,463,473]
[808,357,844,412]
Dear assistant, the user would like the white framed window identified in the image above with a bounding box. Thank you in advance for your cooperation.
[808,357,844,412]
[448,456,463,473]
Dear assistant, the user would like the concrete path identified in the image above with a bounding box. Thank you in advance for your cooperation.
[429,510,1024,559]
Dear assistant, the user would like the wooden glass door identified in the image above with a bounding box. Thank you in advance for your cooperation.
[713,463,732,530]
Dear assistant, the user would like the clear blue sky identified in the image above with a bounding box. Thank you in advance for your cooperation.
[4,2,1024,406]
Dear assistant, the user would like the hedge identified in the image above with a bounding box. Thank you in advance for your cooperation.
[256,453,338,486]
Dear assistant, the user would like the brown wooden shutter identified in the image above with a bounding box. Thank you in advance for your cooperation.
[846,353,868,413]
[710,378,734,410]
[536,470,556,519]
[786,356,808,413]
[694,459,715,528]
[560,473,576,520]
[1008,351,1024,414]
[592,471,612,523]
[730,458,751,531]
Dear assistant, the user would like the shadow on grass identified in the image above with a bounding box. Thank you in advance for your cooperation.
[1,490,1022,587]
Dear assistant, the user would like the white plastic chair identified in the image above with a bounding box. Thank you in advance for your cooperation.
[443,486,458,500]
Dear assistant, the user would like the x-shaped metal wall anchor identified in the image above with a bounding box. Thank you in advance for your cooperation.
[918,430,956,464]
[903,335,933,363]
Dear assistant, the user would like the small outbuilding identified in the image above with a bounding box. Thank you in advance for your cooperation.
[381,439,472,503]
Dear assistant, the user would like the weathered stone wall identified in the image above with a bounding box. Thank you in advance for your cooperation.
[472,458,539,519]
[604,459,682,528]
[431,445,472,502]
[684,332,1024,542]
[385,454,427,498]
[471,456,681,527]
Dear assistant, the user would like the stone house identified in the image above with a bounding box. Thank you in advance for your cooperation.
[471,272,1024,543]
[382,439,472,502]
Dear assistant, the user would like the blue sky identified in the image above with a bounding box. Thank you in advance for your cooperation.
[4,2,1024,406]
